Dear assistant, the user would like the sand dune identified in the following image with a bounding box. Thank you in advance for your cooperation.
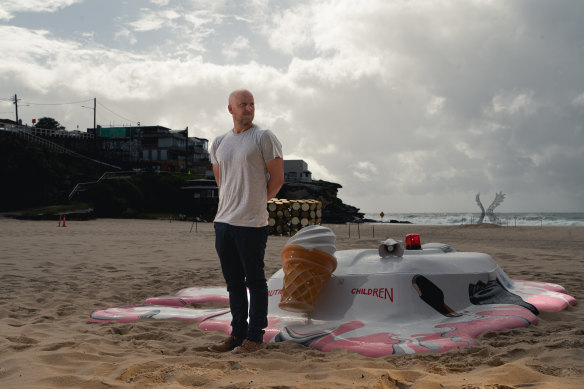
[0,218,582,388]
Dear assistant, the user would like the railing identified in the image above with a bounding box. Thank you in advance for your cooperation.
[68,170,154,200]
[0,124,94,139]
[30,127,94,139]
[1,125,81,154]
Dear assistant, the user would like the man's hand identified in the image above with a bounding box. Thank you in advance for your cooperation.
[212,164,220,187]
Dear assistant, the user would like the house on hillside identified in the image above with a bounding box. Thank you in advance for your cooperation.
[284,159,312,182]
[88,125,210,174]
[0,118,19,128]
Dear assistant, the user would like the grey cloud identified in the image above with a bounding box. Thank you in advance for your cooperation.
[1,0,582,212]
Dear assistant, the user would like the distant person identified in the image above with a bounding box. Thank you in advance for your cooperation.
[208,89,284,354]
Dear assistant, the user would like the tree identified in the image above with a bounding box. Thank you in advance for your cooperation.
[35,117,65,131]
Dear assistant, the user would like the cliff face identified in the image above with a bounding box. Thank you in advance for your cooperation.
[2,134,364,223]
[0,134,107,211]
[277,180,364,223]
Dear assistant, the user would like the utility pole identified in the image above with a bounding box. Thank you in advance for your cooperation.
[82,98,97,131]
[184,126,189,173]
[13,94,19,124]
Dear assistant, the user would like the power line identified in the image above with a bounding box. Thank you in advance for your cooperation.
[22,98,94,106]
[97,101,138,125]
[4,94,139,127]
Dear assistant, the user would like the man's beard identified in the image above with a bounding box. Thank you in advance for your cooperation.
[238,115,253,126]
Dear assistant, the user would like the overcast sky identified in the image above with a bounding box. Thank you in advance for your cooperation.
[1,0,583,213]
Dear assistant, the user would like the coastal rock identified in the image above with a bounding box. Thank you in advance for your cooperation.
[277,181,364,224]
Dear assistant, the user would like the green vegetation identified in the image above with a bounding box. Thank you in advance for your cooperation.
[81,173,191,218]
[34,117,65,131]
[0,134,206,219]
[0,134,106,211]
[1,132,360,222]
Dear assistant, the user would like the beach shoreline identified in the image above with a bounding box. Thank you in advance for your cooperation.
[1,219,582,388]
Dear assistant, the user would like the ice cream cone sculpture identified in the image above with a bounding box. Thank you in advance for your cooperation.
[279,244,337,313]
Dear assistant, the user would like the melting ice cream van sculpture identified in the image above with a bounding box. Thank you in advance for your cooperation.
[90,226,576,357]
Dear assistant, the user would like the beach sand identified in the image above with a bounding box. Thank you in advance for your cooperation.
[0,218,582,388]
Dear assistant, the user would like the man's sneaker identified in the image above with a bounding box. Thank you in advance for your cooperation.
[232,339,263,354]
[207,336,244,353]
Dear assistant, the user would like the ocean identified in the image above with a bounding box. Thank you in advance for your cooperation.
[363,212,584,226]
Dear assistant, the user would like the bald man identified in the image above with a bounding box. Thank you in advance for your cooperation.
[208,89,284,354]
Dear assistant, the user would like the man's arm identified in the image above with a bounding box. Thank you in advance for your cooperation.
[212,164,220,187]
[266,157,284,200]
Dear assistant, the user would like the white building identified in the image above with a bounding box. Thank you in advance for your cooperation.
[284,159,312,182]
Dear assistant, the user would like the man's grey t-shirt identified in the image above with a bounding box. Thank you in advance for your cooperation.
[210,125,283,227]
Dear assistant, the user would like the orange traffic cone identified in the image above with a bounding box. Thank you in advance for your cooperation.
[62,214,67,227]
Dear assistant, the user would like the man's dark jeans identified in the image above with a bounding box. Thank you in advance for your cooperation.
[214,222,269,343]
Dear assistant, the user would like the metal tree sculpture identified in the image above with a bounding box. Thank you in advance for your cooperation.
[475,192,506,224]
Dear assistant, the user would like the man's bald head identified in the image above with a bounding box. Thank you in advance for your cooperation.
[229,89,254,105]
[228,89,255,133]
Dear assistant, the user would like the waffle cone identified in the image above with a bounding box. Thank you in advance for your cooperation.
[279,244,337,313]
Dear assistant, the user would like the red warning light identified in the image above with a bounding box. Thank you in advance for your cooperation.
[405,234,421,250]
